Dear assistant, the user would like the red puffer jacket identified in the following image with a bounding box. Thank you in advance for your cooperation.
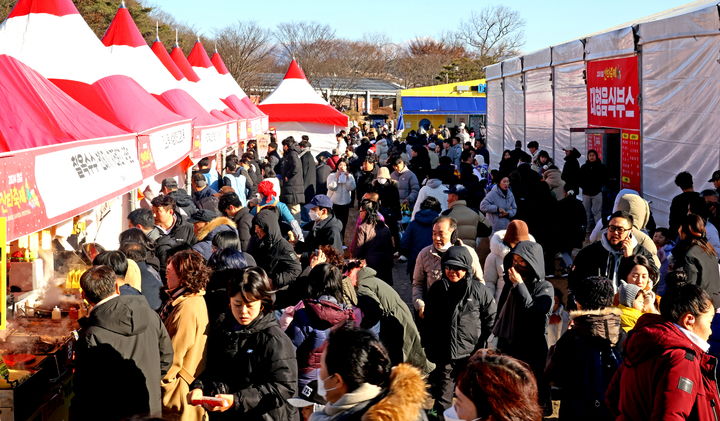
[606,313,720,421]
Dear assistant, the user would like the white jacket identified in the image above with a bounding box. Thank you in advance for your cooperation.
[411,179,448,219]
[483,229,536,302]
[327,172,356,206]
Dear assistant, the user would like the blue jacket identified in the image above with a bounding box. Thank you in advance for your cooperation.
[400,209,438,264]
[480,185,517,232]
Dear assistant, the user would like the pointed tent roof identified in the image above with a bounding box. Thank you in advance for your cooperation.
[188,41,266,122]
[101,4,221,126]
[0,53,129,152]
[209,50,268,122]
[259,60,348,126]
[0,0,187,134]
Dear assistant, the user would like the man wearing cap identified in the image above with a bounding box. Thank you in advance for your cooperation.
[441,185,491,248]
[160,177,197,217]
[303,194,344,254]
[191,172,219,212]
[424,245,496,415]
[709,170,720,197]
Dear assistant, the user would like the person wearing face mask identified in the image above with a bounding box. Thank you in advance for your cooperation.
[188,267,298,420]
[311,325,428,421]
[302,194,344,255]
[444,349,543,421]
[493,240,553,415]
[412,216,485,319]
[423,246,497,416]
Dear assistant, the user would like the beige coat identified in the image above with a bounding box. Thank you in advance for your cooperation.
[161,292,209,421]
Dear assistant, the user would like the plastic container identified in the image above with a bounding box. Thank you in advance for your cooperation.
[51,306,61,321]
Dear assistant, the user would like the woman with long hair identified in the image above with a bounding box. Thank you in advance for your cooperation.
[161,250,211,421]
[189,267,298,420]
[498,149,516,178]
[350,199,395,284]
[670,213,720,306]
[447,349,543,421]
[311,325,428,421]
[408,145,431,184]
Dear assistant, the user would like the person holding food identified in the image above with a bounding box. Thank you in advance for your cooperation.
[188,267,298,420]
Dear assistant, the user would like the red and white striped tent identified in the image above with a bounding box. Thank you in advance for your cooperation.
[102,4,236,159]
[0,54,142,241]
[259,60,348,155]
[204,47,270,136]
[0,0,195,176]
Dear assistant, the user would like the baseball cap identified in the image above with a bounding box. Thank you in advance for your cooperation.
[161,178,178,190]
[304,194,333,210]
[444,185,468,197]
[188,209,219,223]
[708,170,720,182]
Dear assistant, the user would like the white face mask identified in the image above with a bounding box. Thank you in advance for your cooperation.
[317,371,338,399]
[309,209,320,221]
[377,178,387,184]
[438,242,453,252]
[443,405,479,421]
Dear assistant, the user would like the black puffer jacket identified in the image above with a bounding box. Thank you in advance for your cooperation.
[154,214,196,279]
[579,159,608,196]
[423,246,496,362]
[303,214,344,254]
[299,149,316,203]
[279,145,305,205]
[251,209,302,290]
[232,207,254,253]
[73,295,173,420]
[191,311,298,421]
[316,162,332,195]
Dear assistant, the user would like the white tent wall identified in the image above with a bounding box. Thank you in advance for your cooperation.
[502,57,525,149]
[637,4,720,226]
[486,63,504,166]
[273,121,341,158]
[523,48,553,159]
[552,40,588,166]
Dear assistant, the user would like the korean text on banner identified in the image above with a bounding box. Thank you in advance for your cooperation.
[587,56,639,130]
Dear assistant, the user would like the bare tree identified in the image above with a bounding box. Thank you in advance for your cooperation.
[274,21,336,81]
[454,6,525,61]
[214,21,276,90]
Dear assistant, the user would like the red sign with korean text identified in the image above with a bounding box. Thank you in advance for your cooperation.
[587,56,639,131]
[621,130,642,191]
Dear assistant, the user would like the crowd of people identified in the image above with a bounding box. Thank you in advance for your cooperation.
[69,124,720,421]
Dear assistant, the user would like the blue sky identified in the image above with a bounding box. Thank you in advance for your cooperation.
[149,0,694,53]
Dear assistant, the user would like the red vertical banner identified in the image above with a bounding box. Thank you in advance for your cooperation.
[621,130,641,191]
[587,56,641,191]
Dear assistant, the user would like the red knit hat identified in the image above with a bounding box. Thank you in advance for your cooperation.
[257,180,276,200]
[504,220,530,246]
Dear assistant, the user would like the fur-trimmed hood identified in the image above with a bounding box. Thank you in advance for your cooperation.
[362,363,428,421]
[569,307,623,346]
[489,229,536,258]
[196,216,236,242]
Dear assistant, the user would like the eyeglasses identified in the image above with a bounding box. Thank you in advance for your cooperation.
[608,225,630,234]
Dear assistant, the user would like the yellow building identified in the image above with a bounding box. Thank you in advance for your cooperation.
[399,79,487,134]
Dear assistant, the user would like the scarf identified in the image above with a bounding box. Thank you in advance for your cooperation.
[159,287,187,321]
[310,383,382,421]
